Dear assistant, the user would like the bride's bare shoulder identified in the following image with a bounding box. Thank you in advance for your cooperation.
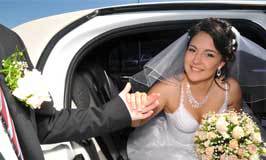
[216,77,240,90]
[149,76,182,93]
[222,78,242,111]
[224,77,241,91]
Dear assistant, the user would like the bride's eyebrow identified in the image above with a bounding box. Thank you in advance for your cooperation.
[205,49,218,54]
[188,44,196,49]
[188,45,217,53]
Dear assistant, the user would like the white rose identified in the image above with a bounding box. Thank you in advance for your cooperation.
[30,69,51,99]
[232,126,244,139]
[207,116,217,124]
[229,114,239,125]
[13,69,51,109]
[26,95,43,109]
[204,140,210,147]
[245,123,255,135]
[207,132,216,140]
[35,85,51,101]
[198,131,207,141]
[13,71,36,99]
[249,154,259,160]
[12,87,29,100]
[252,132,262,143]
[221,132,230,139]
[216,116,229,135]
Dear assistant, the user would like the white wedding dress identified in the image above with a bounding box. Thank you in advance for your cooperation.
[127,84,228,160]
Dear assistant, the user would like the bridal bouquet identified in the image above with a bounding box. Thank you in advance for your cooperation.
[194,111,266,160]
[0,48,51,109]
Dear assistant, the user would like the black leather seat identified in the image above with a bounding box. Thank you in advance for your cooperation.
[72,62,129,160]
[242,102,266,141]
[72,63,119,109]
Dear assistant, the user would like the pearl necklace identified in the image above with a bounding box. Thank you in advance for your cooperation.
[185,82,211,109]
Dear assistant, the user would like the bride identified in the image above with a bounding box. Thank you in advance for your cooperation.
[126,17,266,160]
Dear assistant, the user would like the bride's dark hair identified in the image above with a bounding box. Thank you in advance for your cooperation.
[187,17,237,81]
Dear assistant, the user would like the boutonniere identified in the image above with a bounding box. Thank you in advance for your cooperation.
[0,48,51,109]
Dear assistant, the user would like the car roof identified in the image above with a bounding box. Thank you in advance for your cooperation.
[13,9,95,66]
[13,1,265,66]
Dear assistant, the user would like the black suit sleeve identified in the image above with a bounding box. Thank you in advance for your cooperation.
[35,96,131,144]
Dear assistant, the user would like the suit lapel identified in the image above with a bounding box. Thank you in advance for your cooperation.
[0,77,45,160]
[0,24,45,160]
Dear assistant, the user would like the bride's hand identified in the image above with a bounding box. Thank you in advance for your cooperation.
[126,91,160,116]
[119,83,160,121]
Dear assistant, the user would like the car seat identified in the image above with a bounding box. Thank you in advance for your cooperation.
[72,62,130,160]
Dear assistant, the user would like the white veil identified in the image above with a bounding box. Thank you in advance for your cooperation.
[129,28,266,103]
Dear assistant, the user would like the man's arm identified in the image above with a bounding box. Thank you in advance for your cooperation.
[36,83,159,144]
[36,96,131,144]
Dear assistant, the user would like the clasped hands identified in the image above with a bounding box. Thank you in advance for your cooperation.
[119,83,160,122]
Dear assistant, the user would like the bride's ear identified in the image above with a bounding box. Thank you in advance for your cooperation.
[218,61,225,69]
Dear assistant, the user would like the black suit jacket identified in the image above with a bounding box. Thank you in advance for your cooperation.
[0,24,131,160]
[1,78,131,160]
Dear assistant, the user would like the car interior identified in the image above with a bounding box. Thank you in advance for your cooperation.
[70,19,266,160]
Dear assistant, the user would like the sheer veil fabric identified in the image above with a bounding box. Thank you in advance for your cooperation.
[129,27,266,103]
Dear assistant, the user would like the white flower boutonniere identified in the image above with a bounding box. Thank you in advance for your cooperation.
[0,48,51,109]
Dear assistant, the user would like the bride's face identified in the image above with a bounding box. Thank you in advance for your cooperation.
[184,31,225,82]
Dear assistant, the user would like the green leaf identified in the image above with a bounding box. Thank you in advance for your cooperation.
[0,47,28,91]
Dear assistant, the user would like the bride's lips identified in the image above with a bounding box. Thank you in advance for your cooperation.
[190,65,203,72]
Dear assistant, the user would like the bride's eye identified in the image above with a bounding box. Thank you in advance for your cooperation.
[204,52,215,58]
[188,47,196,53]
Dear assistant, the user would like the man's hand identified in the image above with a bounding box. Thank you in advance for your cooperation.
[119,83,160,121]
